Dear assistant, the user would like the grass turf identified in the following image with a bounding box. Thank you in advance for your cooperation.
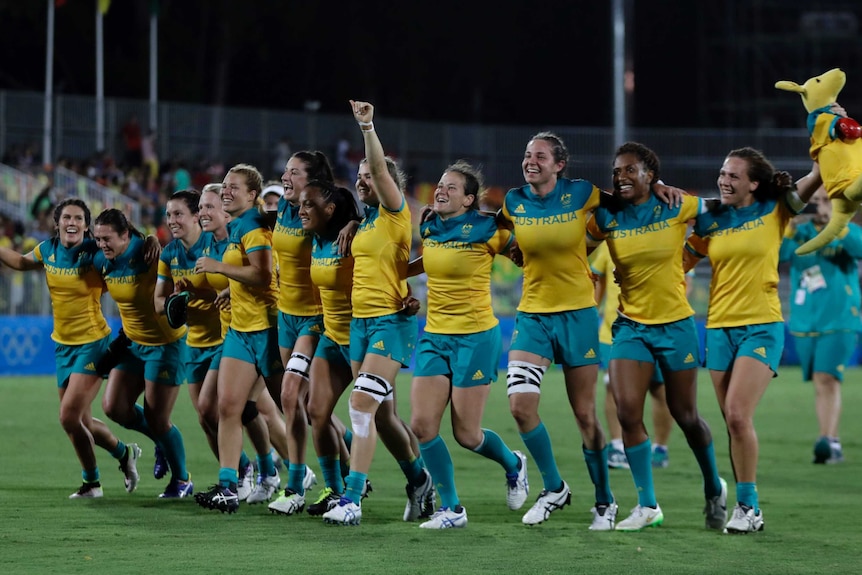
[0,367,858,574]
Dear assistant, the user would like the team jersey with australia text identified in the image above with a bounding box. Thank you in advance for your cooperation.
[587,194,705,325]
[420,210,512,334]
[588,242,620,345]
[223,209,278,332]
[202,233,231,338]
[502,178,600,313]
[158,232,222,348]
[686,196,799,328]
[780,220,862,335]
[272,199,322,316]
[351,200,411,318]
[33,237,111,345]
[310,234,354,345]
[94,234,185,345]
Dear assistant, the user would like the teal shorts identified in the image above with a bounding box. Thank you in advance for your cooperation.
[612,316,699,374]
[793,331,858,383]
[414,326,501,388]
[314,334,351,371]
[600,340,664,384]
[182,343,221,385]
[222,327,283,378]
[705,322,785,374]
[509,308,599,368]
[350,312,418,368]
[54,335,110,389]
[116,337,184,386]
[278,311,324,350]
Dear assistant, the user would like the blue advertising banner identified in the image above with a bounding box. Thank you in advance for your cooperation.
[1,315,858,376]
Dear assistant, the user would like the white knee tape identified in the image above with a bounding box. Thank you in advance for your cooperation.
[285,352,311,381]
[506,361,547,396]
[353,372,393,403]
[349,406,374,438]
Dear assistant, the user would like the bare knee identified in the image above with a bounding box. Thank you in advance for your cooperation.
[452,428,483,450]
[410,414,438,444]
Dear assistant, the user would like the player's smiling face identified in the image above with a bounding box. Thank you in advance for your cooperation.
[298,187,333,233]
[717,156,757,208]
[57,205,88,247]
[434,171,473,219]
[281,157,309,204]
[221,172,255,216]
[613,152,653,205]
[165,199,199,242]
[356,162,378,206]
[198,190,229,234]
[522,139,564,190]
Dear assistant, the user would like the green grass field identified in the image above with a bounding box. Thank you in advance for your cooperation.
[1,367,859,575]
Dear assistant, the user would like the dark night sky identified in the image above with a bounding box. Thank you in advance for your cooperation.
[1,1,861,129]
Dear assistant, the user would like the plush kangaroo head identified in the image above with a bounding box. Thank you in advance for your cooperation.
[775,68,846,113]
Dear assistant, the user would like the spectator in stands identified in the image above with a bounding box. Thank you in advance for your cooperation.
[121,114,143,169]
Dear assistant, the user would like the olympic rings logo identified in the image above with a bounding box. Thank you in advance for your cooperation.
[0,325,43,366]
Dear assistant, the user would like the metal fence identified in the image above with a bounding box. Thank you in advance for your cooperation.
[1,90,816,192]
[0,89,813,318]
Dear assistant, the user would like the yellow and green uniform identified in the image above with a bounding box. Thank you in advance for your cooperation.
[223,209,278,333]
[587,193,705,371]
[95,234,185,347]
[158,232,222,348]
[587,194,704,325]
[310,233,354,371]
[349,200,417,367]
[34,237,112,386]
[220,209,282,376]
[310,233,354,347]
[415,210,513,387]
[351,201,411,318]
[502,178,600,313]
[272,199,322,316]
[687,195,801,372]
[159,232,223,383]
[34,237,111,345]
[501,178,601,367]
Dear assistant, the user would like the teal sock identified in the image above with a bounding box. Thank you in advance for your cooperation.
[625,439,657,508]
[583,445,614,505]
[344,471,367,505]
[343,429,353,451]
[239,451,251,470]
[520,421,562,492]
[126,404,155,440]
[472,429,519,474]
[219,467,238,489]
[110,440,127,460]
[257,452,275,478]
[398,457,425,487]
[288,463,306,495]
[339,457,350,479]
[736,482,758,512]
[318,455,344,494]
[157,425,188,481]
[82,467,100,483]
[420,435,458,509]
[692,441,722,498]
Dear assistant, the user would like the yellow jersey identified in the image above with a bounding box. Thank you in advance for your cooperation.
[33,237,111,345]
[420,210,512,334]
